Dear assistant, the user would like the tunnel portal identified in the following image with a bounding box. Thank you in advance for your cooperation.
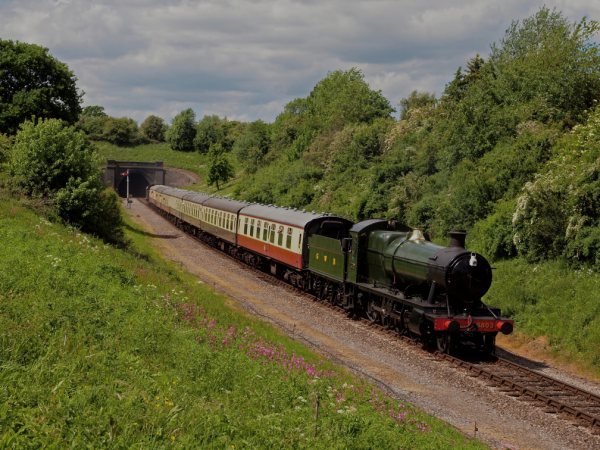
[104,160,166,198]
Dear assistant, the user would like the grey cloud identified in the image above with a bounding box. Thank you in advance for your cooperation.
[1,0,599,123]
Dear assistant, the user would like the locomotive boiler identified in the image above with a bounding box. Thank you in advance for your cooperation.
[342,220,513,353]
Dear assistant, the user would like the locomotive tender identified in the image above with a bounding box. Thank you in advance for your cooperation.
[148,185,513,354]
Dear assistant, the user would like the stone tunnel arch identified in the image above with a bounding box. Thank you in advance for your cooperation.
[104,161,166,197]
[117,172,151,198]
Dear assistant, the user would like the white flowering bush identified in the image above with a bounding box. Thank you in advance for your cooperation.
[512,106,600,265]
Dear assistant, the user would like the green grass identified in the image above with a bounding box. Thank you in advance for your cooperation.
[487,259,600,375]
[0,194,485,448]
[96,141,206,175]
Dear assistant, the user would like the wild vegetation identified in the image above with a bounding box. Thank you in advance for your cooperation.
[8,119,124,244]
[0,195,485,448]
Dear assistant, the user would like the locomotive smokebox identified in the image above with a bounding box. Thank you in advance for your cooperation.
[449,230,467,249]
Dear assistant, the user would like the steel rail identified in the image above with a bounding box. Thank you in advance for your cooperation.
[439,353,600,434]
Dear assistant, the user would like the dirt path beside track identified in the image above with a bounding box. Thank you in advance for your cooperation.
[125,198,600,450]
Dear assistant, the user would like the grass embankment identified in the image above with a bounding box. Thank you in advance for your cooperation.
[96,142,206,176]
[488,259,600,377]
[0,195,484,448]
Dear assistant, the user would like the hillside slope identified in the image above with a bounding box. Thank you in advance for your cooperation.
[0,194,484,448]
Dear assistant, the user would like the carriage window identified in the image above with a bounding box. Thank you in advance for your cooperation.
[250,219,255,236]
[298,233,302,248]
[277,225,284,246]
[270,224,275,243]
[286,227,292,249]
[244,217,248,235]
[263,223,269,241]
[256,220,261,238]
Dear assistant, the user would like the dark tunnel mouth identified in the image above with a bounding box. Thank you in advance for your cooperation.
[117,172,150,198]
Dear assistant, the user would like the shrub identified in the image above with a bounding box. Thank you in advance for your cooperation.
[512,175,568,261]
[10,118,124,243]
[0,133,12,164]
[140,115,166,142]
[102,117,140,146]
[469,199,517,260]
[10,119,99,197]
[76,115,109,140]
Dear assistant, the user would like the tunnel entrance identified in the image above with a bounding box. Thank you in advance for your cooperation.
[104,161,166,197]
[117,172,150,198]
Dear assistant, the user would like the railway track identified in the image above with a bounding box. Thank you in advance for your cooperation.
[149,200,600,437]
[256,267,600,436]
[440,353,600,435]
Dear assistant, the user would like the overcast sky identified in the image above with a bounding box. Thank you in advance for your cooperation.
[2,0,599,124]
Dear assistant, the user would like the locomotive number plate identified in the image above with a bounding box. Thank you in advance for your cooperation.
[475,320,495,330]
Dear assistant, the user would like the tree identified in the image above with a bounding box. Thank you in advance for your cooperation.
[0,40,81,135]
[194,115,226,153]
[9,119,124,243]
[489,7,600,126]
[77,105,110,139]
[233,120,271,173]
[306,68,394,131]
[399,91,436,121]
[207,145,234,189]
[102,117,140,146]
[81,105,107,117]
[166,108,196,151]
[140,115,166,142]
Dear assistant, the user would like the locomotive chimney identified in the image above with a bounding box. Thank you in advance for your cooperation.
[449,230,467,248]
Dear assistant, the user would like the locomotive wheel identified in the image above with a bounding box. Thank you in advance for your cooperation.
[365,301,379,323]
[436,332,457,354]
[482,334,496,355]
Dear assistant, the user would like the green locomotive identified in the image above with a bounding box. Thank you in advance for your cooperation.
[307,219,512,354]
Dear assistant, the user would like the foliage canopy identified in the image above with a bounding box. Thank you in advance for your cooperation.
[0,40,81,135]
[166,108,196,152]
[140,115,167,142]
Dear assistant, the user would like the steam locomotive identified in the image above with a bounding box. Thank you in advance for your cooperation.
[147,185,513,354]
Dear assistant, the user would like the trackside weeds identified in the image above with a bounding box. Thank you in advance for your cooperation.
[173,299,431,430]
